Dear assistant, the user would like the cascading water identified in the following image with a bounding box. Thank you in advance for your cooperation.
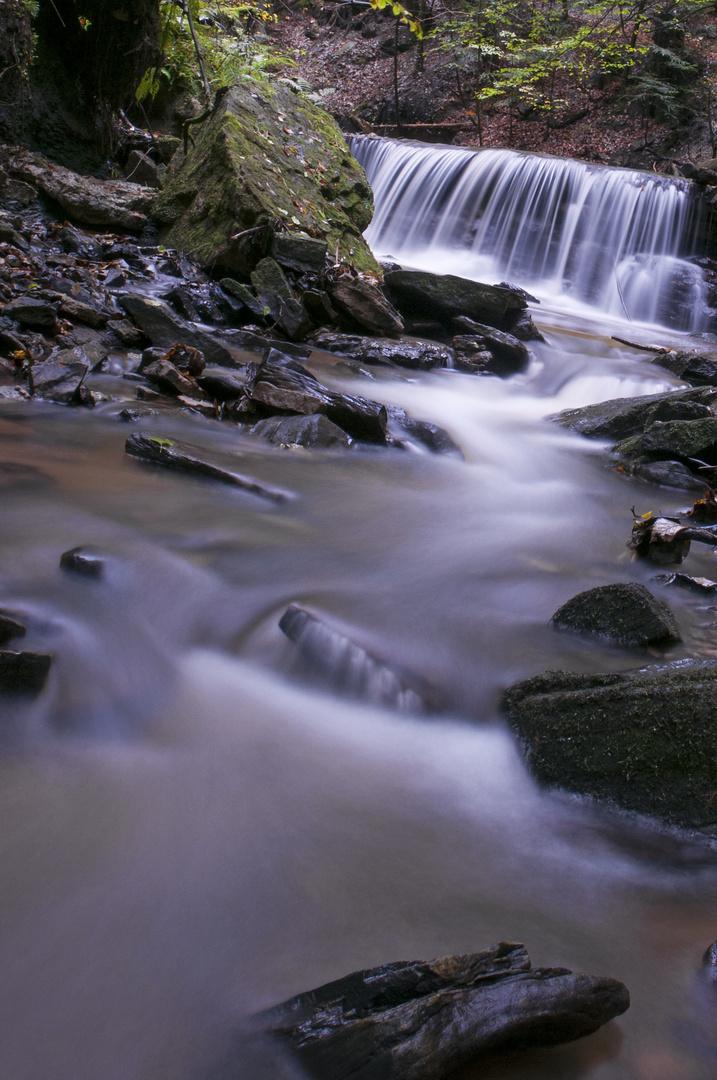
[350,136,712,332]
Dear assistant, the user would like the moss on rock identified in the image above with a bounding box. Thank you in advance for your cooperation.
[153,79,378,274]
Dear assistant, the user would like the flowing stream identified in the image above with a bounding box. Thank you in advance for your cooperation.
[2,140,717,1080]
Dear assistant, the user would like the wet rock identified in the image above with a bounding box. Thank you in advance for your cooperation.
[383,270,527,329]
[247,350,389,443]
[250,258,311,340]
[56,224,102,259]
[60,547,105,578]
[54,295,110,328]
[309,329,452,370]
[279,604,439,711]
[125,432,292,502]
[452,318,530,374]
[326,277,404,336]
[220,328,312,361]
[29,360,88,403]
[386,406,463,456]
[271,233,328,274]
[652,349,717,387]
[0,219,29,249]
[8,149,154,231]
[258,940,629,1080]
[153,81,377,273]
[118,294,238,367]
[251,413,351,448]
[503,659,717,828]
[654,572,717,593]
[613,417,717,482]
[197,367,247,401]
[139,358,203,398]
[555,387,717,441]
[551,583,681,647]
[0,613,26,645]
[218,279,265,319]
[503,308,546,342]
[107,318,144,346]
[0,651,52,695]
[631,460,708,491]
[4,296,59,330]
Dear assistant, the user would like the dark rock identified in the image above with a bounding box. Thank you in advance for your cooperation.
[326,277,404,336]
[503,309,546,342]
[250,257,311,340]
[60,547,105,578]
[279,604,440,711]
[451,342,502,375]
[29,360,88,403]
[503,659,717,828]
[138,358,200,397]
[56,295,110,328]
[247,350,388,443]
[652,349,717,386]
[654,572,717,593]
[271,233,328,273]
[0,613,26,645]
[118,294,238,367]
[118,408,142,422]
[218,278,265,318]
[107,318,144,346]
[4,296,59,330]
[123,150,163,188]
[0,651,52,695]
[631,460,708,491]
[220,328,311,360]
[555,388,717,441]
[614,417,717,477]
[386,406,463,456]
[197,367,247,402]
[258,940,629,1080]
[309,329,452,370]
[384,270,527,329]
[8,149,154,231]
[378,25,415,54]
[551,583,681,647]
[251,414,351,448]
[56,224,101,258]
[125,433,292,502]
[452,318,530,373]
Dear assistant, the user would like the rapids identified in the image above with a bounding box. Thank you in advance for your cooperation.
[2,141,717,1080]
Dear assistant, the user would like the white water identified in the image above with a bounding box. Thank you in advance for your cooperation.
[350,137,712,333]
[2,145,717,1080]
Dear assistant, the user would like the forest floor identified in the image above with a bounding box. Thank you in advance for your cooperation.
[274,3,717,174]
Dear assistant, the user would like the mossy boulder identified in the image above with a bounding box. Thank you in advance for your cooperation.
[153,80,378,274]
[554,387,717,442]
[503,660,717,829]
[551,583,681,647]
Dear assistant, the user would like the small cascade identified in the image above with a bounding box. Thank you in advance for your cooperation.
[350,136,711,332]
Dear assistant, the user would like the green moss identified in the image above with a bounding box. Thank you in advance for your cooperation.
[153,79,378,273]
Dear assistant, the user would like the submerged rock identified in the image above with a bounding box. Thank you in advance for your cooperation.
[257,940,629,1080]
[125,433,292,503]
[503,659,717,828]
[551,583,681,647]
[153,81,377,273]
[279,604,440,711]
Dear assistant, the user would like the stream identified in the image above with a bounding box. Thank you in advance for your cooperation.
[2,139,717,1080]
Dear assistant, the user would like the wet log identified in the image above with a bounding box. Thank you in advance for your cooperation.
[125,433,292,503]
[257,941,629,1080]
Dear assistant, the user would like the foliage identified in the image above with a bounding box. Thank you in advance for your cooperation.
[137,0,292,102]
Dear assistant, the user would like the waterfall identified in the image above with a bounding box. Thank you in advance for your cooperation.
[350,136,711,333]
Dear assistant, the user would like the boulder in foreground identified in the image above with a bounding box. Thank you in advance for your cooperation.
[503,659,717,828]
[257,941,629,1080]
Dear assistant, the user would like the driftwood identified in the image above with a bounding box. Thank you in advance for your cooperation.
[256,942,629,1080]
[125,433,292,503]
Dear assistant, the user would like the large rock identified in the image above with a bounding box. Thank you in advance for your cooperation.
[551,583,681,647]
[653,349,717,387]
[119,294,240,367]
[257,941,629,1080]
[326,277,404,336]
[7,149,154,231]
[383,270,527,329]
[503,660,717,828]
[251,414,351,449]
[554,387,717,441]
[153,81,378,273]
[29,360,88,403]
[613,417,717,475]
